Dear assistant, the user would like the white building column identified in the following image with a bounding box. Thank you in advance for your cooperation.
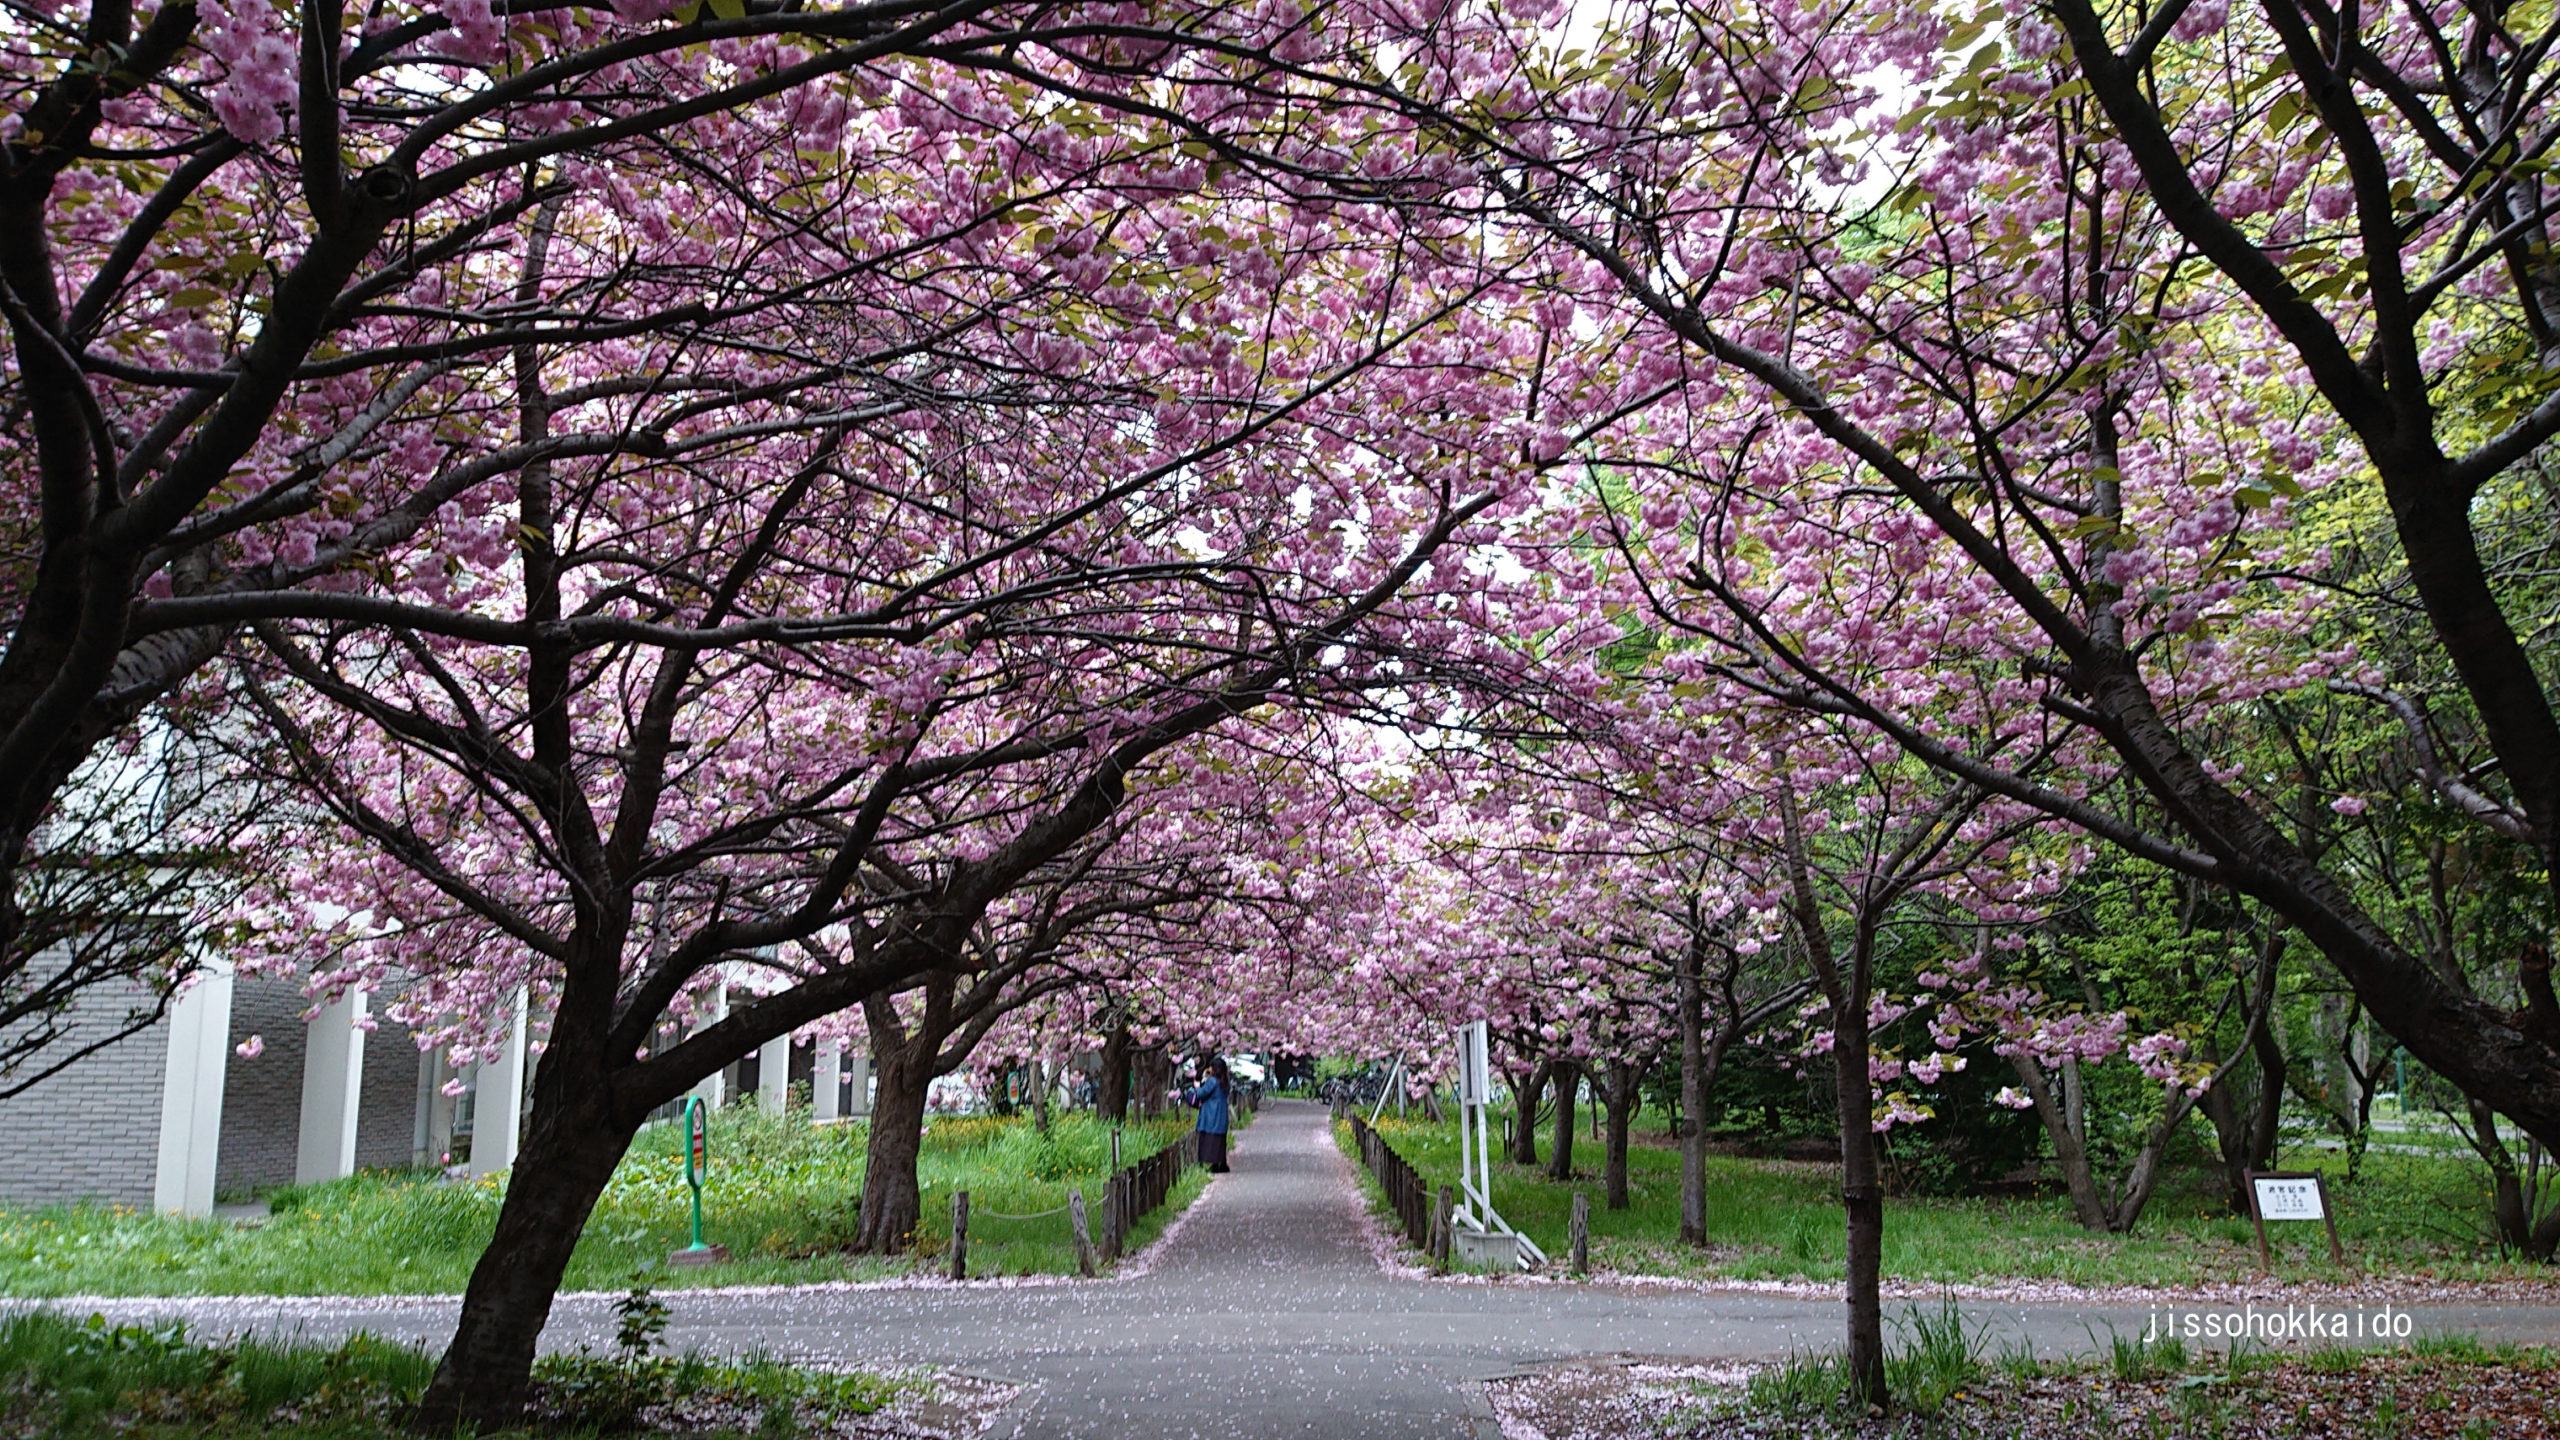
[844,1053,872,1118]
[295,990,367,1184]
[414,1045,458,1167]
[689,975,729,1109]
[466,987,528,1177]
[813,1037,843,1122]
[757,1033,791,1113]
[153,957,234,1217]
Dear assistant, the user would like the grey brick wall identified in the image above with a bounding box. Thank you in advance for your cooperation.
[356,998,424,1172]
[0,968,436,1210]
[223,976,434,1190]
[215,974,307,1195]
[0,975,171,1210]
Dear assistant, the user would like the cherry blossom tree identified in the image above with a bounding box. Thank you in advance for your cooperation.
[1322,0,2560,1151]
[207,46,1582,1422]
[837,848,1198,1252]
[6,0,1363,1061]
[838,742,1371,1251]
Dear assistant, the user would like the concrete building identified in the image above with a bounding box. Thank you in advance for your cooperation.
[0,957,509,1215]
[0,957,873,1216]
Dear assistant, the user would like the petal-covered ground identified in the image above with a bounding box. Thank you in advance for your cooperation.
[1488,1351,2560,1439]
[23,1104,2560,1439]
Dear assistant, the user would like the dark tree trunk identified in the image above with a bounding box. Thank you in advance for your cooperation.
[1775,770,1887,1414]
[2201,932,2288,1215]
[854,1047,932,1253]
[988,1057,1018,1116]
[1602,1058,1641,1210]
[2075,651,2560,1152]
[2461,1099,2560,1260]
[1133,1044,1171,1117]
[1831,993,1887,1413]
[1678,944,1710,1244]
[2237,1021,2288,1192]
[2010,1054,2111,1230]
[414,1026,637,1430]
[1546,1061,1578,1181]
[1508,1061,1548,1165]
[2012,1051,2199,1234]
[1098,1022,1131,1125]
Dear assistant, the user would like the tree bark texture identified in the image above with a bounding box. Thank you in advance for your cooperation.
[1602,1058,1641,1210]
[1677,941,1710,1244]
[413,1016,637,1431]
[1098,1022,1131,1125]
[1775,769,1887,1413]
[2008,1054,2111,1230]
[1134,1044,1172,1117]
[1546,1061,1578,1181]
[1508,1061,1548,1166]
[1832,1002,1888,1413]
[2462,1099,2560,1259]
[854,1047,932,1254]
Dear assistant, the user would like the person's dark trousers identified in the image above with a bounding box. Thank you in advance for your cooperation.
[1198,1129,1229,1172]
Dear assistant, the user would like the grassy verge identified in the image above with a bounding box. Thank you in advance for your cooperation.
[0,1308,923,1438]
[1342,1114,2558,1287]
[1489,1313,2560,1439]
[0,1110,1205,1297]
[1699,1321,2553,1438]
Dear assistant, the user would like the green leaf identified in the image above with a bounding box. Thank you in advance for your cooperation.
[166,287,222,307]
[708,0,745,17]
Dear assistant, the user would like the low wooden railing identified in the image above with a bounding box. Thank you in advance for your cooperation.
[1347,1114,1432,1251]
[1099,1130,1194,1262]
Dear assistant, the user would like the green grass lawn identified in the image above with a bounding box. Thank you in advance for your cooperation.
[0,1109,1210,1297]
[0,1309,920,1438]
[1344,1113,2557,1287]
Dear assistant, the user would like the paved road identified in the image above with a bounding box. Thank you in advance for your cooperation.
[47,1101,2560,1438]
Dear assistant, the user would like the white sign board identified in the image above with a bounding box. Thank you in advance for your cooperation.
[2252,1175,2325,1221]
[1458,1021,1490,1105]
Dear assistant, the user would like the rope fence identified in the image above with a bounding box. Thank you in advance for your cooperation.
[946,1129,1196,1279]
[966,1203,1070,1221]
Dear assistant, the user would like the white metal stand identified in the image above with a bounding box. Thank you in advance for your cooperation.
[1367,1053,1406,1127]
[1454,1020,1544,1269]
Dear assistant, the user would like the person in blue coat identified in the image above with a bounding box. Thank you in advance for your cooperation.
[1185,1058,1233,1173]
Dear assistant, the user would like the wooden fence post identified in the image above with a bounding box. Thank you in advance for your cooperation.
[1429,1183,1452,1270]
[949,1189,969,1281]
[1069,1187,1098,1278]
[1569,1191,1589,1276]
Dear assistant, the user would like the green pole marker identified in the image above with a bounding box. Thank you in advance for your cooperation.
[667,1095,726,1266]
[683,1094,711,1251]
